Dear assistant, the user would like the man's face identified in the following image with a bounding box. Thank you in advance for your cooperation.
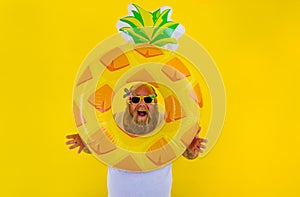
[128,85,157,125]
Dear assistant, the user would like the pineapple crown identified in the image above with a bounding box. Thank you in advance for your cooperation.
[117,4,185,49]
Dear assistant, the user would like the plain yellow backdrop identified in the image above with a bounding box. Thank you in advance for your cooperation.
[1,0,299,196]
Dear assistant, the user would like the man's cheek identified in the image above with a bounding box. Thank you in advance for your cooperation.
[147,104,154,110]
[129,105,136,115]
[149,105,158,114]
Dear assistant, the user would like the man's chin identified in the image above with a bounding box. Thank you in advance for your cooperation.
[134,116,149,125]
[124,108,159,135]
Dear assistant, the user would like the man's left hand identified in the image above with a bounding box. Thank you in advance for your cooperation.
[182,128,208,159]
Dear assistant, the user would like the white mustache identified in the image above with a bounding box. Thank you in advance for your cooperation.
[134,105,149,113]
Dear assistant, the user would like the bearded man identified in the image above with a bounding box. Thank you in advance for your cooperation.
[66,83,207,197]
[115,83,162,136]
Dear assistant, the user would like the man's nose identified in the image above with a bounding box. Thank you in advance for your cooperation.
[138,100,147,107]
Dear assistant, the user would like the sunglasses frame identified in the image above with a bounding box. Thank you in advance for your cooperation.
[128,95,156,104]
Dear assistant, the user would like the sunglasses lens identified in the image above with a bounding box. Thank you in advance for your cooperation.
[131,97,140,104]
[144,97,153,103]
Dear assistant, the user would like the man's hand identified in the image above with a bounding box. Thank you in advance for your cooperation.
[66,134,86,154]
[183,127,208,159]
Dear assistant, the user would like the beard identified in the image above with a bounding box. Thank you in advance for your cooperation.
[123,104,159,135]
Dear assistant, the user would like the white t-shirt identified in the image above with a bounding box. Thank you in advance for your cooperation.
[107,112,172,197]
[107,164,172,197]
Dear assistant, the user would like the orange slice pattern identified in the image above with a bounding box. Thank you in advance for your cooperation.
[146,144,177,166]
[77,66,93,86]
[114,155,142,172]
[147,137,168,151]
[89,84,114,113]
[126,68,156,83]
[162,57,190,81]
[134,44,164,58]
[87,128,117,155]
[190,83,203,108]
[73,101,86,127]
[100,47,130,71]
[164,94,185,122]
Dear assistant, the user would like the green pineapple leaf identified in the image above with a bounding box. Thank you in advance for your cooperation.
[153,9,171,27]
[152,8,161,23]
[132,10,144,26]
[119,27,149,43]
[120,16,143,28]
[151,22,179,41]
[132,4,154,26]
[118,4,184,47]
[150,37,177,47]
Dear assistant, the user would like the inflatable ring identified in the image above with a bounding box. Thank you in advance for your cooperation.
[73,33,225,172]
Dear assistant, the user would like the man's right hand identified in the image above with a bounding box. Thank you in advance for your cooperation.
[66,134,86,154]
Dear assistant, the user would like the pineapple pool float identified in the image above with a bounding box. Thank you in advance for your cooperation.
[73,4,226,172]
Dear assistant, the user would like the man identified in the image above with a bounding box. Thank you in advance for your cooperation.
[115,83,162,136]
[66,83,207,197]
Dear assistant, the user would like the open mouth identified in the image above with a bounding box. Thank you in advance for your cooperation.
[137,110,148,118]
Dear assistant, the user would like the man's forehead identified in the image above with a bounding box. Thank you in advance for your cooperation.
[134,85,154,95]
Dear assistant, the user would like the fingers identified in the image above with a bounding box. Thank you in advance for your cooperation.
[65,138,81,145]
[66,134,78,139]
[189,147,201,155]
[198,138,208,144]
[196,145,206,153]
[65,139,75,145]
[66,133,86,154]
[66,134,80,149]
[194,138,207,148]
[78,145,84,154]
[184,137,208,160]
[190,138,207,147]
[196,143,206,149]
[189,138,208,154]
[69,143,79,150]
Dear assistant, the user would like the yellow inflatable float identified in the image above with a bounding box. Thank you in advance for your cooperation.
[73,4,226,172]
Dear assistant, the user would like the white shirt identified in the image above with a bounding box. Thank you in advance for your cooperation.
[107,164,172,197]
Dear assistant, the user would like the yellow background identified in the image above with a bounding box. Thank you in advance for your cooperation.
[1,0,299,196]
